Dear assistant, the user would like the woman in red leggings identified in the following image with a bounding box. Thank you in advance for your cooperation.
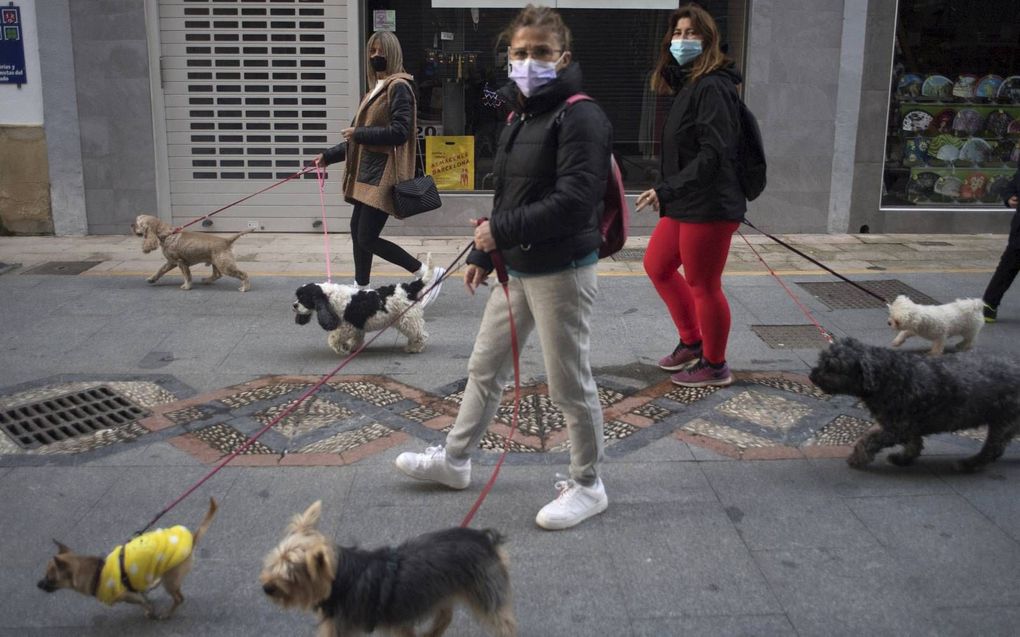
[635,4,747,388]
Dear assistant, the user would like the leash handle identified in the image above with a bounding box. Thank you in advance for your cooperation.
[474,217,509,284]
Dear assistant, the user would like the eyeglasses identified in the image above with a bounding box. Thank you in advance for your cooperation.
[508,45,562,61]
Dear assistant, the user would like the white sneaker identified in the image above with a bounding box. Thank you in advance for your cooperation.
[420,267,446,309]
[535,476,608,530]
[394,445,470,489]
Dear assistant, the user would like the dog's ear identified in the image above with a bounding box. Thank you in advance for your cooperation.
[52,539,71,554]
[306,545,335,583]
[141,224,160,253]
[287,500,323,533]
[315,297,340,331]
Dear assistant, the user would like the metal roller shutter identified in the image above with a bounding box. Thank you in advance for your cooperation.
[158,0,349,232]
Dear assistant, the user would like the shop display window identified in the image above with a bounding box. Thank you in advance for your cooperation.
[883,0,1020,208]
[362,1,746,192]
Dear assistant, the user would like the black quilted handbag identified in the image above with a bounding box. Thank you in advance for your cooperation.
[391,142,441,219]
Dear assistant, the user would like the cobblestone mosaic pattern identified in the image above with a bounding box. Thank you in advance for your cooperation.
[1,373,991,465]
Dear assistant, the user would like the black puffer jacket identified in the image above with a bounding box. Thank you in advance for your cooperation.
[467,63,612,274]
[320,81,415,165]
[655,62,746,222]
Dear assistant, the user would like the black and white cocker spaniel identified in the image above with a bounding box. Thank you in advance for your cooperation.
[292,258,440,355]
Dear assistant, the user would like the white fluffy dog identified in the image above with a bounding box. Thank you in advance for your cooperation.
[887,295,984,355]
[292,257,440,355]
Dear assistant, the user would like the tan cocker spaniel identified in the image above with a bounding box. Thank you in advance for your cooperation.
[131,214,253,292]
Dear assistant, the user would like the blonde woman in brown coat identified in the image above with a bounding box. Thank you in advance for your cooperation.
[315,31,444,305]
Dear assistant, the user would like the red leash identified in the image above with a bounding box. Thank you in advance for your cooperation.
[736,230,833,344]
[459,247,521,528]
[173,166,315,233]
[134,243,471,536]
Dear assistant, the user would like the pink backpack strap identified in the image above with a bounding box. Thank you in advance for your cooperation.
[506,93,593,124]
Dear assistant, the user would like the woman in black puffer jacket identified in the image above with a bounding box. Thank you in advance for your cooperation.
[635,3,747,389]
[395,4,614,532]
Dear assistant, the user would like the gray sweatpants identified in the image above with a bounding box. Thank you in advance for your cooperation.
[445,264,604,486]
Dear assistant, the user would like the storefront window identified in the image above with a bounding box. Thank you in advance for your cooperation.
[883,0,1020,208]
[362,1,746,192]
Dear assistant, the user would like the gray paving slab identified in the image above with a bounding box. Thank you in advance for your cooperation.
[753,545,939,636]
[631,614,797,636]
[77,441,202,468]
[931,461,1020,543]
[846,494,1020,607]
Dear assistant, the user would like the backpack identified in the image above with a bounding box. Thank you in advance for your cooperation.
[507,93,629,258]
[736,99,767,201]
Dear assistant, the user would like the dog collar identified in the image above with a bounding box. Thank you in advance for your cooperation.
[117,545,139,594]
[91,558,105,597]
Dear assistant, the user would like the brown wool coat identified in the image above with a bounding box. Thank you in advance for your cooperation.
[343,73,417,217]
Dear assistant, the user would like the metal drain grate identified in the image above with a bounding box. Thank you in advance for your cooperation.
[611,248,645,262]
[0,386,149,449]
[796,280,939,310]
[751,325,830,349]
[20,261,102,275]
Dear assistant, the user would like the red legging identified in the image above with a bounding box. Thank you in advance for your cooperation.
[643,217,740,365]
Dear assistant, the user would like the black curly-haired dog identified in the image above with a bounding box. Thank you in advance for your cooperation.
[809,337,1020,472]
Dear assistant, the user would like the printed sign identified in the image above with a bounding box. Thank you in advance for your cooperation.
[372,10,395,32]
[0,4,26,86]
[426,136,475,191]
[416,119,443,139]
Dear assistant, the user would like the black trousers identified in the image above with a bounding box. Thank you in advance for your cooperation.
[350,202,421,286]
[983,209,1020,308]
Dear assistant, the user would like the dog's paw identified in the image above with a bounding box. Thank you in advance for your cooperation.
[180,283,192,290]
[405,341,426,353]
[954,458,983,473]
[887,452,916,467]
[239,282,251,292]
[846,447,873,469]
[146,277,157,284]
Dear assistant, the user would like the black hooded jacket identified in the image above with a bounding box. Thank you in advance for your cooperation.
[467,63,612,274]
[655,62,747,222]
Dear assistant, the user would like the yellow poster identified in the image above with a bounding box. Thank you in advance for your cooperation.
[425,135,475,191]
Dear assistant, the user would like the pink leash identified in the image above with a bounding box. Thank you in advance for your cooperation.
[315,164,333,282]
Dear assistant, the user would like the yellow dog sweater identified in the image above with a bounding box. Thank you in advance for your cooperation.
[96,526,193,604]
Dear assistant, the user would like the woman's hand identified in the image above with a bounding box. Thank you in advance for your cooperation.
[464,264,490,296]
[472,219,496,252]
[1009,195,1019,208]
[312,153,325,168]
[341,127,355,142]
[635,189,660,213]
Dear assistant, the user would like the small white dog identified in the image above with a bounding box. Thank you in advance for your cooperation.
[887,295,985,355]
[292,256,441,355]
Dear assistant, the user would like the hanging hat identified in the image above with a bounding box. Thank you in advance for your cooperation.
[927,108,956,135]
[902,137,929,166]
[997,76,1020,104]
[952,109,984,135]
[959,138,993,164]
[902,110,933,133]
[933,174,963,198]
[959,173,987,201]
[987,175,1014,201]
[907,171,940,202]
[976,75,1004,100]
[921,74,954,99]
[952,74,978,99]
[896,73,924,100]
[985,110,1013,138]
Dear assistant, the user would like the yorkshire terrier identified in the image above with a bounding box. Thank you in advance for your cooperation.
[260,501,517,636]
[37,498,217,619]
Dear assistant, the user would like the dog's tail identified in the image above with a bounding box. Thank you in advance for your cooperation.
[226,228,256,244]
[959,298,986,313]
[413,252,438,302]
[192,497,218,545]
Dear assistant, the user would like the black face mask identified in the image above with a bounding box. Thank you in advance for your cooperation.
[370,55,387,73]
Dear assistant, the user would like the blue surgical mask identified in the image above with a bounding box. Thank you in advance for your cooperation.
[670,39,702,67]
[508,56,560,97]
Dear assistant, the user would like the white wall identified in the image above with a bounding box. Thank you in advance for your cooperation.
[0,0,43,125]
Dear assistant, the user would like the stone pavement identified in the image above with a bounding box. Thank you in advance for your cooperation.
[1,232,1020,636]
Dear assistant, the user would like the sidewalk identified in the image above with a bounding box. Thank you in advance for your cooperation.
[1,232,1019,636]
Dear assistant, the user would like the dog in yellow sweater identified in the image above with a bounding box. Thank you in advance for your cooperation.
[38,498,217,619]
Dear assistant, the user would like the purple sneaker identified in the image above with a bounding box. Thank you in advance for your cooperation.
[658,341,702,371]
[671,360,733,387]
